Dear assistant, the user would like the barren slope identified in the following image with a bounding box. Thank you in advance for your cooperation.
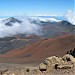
[0,35,75,64]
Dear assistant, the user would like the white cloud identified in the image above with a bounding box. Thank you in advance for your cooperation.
[64,10,75,25]
[0,17,42,38]
[31,17,61,22]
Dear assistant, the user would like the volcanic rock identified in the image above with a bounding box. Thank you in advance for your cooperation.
[62,54,75,63]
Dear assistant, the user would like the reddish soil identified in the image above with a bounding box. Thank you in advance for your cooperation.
[0,35,75,64]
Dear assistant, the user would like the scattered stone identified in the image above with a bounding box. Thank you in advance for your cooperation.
[0,53,75,75]
[0,69,8,75]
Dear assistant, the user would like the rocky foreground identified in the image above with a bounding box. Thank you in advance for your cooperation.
[0,53,75,75]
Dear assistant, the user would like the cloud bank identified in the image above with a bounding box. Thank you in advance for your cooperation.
[64,10,75,25]
[0,17,42,38]
[31,17,61,22]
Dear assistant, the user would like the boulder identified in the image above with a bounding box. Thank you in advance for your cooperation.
[66,48,75,58]
[62,54,75,63]
[39,63,47,72]
[44,56,64,65]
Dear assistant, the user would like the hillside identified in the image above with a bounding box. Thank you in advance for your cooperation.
[0,17,74,54]
[0,35,75,64]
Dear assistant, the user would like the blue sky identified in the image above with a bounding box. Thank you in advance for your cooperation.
[0,0,74,16]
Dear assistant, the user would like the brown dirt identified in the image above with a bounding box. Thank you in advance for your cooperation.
[0,35,75,64]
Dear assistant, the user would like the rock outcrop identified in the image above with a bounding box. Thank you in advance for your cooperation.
[38,54,75,73]
[62,54,75,63]
[67,48,75,58]
[0,54,75,75]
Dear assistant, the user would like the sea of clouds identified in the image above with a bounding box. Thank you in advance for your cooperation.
[0,10,74,38]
